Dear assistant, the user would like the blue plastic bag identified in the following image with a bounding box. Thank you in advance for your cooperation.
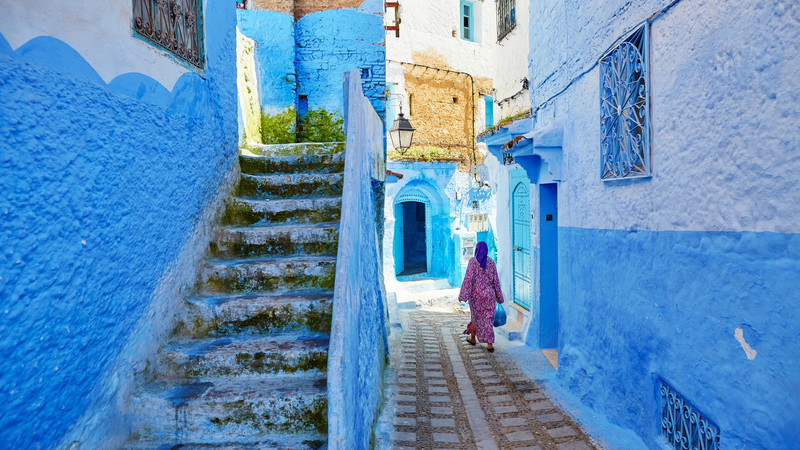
[493,302,507,327]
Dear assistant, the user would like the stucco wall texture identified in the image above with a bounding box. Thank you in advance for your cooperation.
[524,0,800,447]
[237,4,385,119]
[0,3,237,448]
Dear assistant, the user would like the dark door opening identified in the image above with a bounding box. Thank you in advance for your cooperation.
[400,201,427,275]
[539,183,559,354]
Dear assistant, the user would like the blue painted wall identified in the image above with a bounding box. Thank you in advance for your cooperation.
[0,3,237,447]
[236,10,296,113]
[295,9,386,118]
[516,0,800,448]
[237,7,385,119]
[559,228,800,446]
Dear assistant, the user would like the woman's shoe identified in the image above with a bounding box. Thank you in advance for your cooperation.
[487,346,494,353]
[467,337,477,346]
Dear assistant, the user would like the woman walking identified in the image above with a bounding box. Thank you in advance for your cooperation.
[459,241,504,352]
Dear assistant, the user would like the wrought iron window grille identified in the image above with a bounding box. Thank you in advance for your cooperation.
[660,380,721,450]
[497,0,516,41]
[133,0,205,70]
[599,23,650,180]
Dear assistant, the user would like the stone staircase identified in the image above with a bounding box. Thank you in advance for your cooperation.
[123,143,344,449]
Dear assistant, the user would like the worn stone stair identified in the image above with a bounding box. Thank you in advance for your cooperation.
[123,143,343,449]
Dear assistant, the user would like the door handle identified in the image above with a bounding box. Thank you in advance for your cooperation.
[513,247,520,251]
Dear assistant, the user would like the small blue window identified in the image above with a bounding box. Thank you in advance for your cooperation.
[461,1,474,42]
[484,96,494,128]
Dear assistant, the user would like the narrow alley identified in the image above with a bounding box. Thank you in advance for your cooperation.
[376,284,598,450]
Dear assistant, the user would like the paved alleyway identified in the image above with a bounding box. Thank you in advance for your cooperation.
[377,307,600,450]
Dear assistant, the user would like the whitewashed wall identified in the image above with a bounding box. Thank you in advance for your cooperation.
[386,0,530,134]
[0,0,194,89]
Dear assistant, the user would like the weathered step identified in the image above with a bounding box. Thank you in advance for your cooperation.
[200,256,336,294]
[120,434,326,450]
[239,153,344,176]
[213,223,339,259]
[160,334,329,378]
[129,377,327,441]
[242,142,343,157]
[183,291,333,337]
[237,172,344,200]
[222,197,341,226]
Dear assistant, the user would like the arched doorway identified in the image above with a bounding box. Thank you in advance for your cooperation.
[394,187,434,277]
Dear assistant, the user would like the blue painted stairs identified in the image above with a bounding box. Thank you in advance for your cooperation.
[122,143,344,449]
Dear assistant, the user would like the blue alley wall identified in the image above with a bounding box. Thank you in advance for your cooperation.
[236,10,296,113]
[237,7,385,119]
[0,4,237,448]
[558,228,800,447]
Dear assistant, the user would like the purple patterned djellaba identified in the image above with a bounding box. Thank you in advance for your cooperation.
[458,250,505,344]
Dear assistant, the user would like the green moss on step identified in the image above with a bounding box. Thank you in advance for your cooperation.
[236,176,344,200]
[209,397,327,434]
[221,201,341,226]
[191,302,332,337]
[203,265,336,293]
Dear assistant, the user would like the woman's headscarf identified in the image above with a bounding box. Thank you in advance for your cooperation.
[475,241,488,269]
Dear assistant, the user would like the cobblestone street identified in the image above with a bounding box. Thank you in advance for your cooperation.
[377,309,600,449]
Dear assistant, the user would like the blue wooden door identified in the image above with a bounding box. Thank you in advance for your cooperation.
[512,181,531,310]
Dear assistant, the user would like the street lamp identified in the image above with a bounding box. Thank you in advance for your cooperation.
[389,106,415,155]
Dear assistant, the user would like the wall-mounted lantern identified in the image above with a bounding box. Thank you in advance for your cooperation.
[389,106,415,154]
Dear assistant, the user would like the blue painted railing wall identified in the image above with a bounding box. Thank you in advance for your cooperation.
[327,70,389,448]
[0,3,237,448]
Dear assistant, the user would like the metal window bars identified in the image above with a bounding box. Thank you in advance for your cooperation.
[599,23,651,180]
[133,0,205,69]
[497,0,516,41]
[660,381,721,450]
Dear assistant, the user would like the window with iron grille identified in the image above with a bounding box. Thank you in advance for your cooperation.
[133,0,205,70]
[599,23,650,180]
[660,381,721,450]
[497,0,516,41]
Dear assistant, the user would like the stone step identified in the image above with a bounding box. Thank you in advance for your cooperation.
[239,152,344,176]
[200,256,336,294]
[213,223,339,259]
[385,277,453,294]
[241,142,344,157]
[183,291,333,337]
[129,376,327,441]
[237,172,344,200]
[222,197,341,227]
[119,434,327,450]
[159,334,329,378]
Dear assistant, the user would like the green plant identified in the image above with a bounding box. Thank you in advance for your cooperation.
[387,145,460,162]
[259,107,345,144]
[297,108,345,143]
[260,107,297,144]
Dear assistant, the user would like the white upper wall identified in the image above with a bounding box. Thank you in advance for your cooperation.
[386,0,529,117]
[0,0,193,89]
[530,0,800,234]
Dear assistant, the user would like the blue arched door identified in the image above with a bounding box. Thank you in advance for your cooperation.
[512,181,531,310]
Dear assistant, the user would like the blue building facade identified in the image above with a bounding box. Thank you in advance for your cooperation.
[0,2,238,448]
[481,0,800,448]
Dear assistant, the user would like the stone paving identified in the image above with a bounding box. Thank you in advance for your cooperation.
[380,310,600,450]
